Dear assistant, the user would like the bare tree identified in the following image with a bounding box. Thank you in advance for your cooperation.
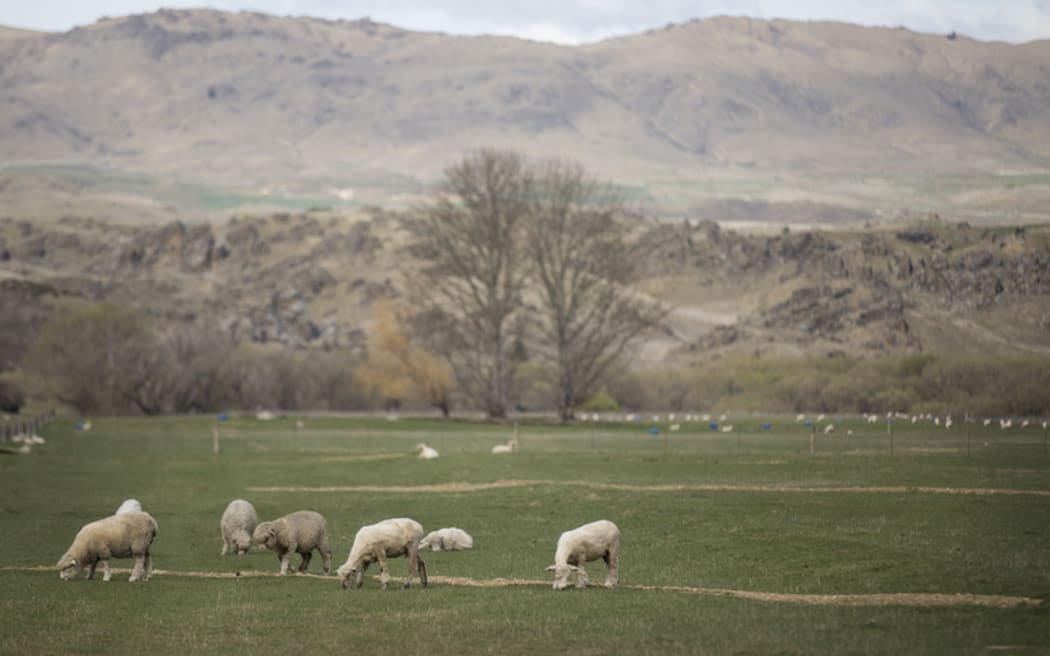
[24,301,152,415]
[525,160,665,423]
[407,149,532,418]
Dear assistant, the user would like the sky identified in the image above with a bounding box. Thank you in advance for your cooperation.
[2,0,1049,44]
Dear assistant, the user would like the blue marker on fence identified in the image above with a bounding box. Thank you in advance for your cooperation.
[648,427,659,436]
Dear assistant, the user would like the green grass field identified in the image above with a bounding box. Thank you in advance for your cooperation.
[2,415,1049,655]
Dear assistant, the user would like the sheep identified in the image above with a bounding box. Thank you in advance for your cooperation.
[115,499,142,515]
[823,423,835,434]
[547,520,620,590]
[252,510,331,575]
[491,432,519,454]
[220,499,258,556]
[420,527,474,552]
[337,517,427,590]
[57,512,158,582]
[415,443,439,459]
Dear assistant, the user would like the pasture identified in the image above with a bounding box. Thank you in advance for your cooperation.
[1,414,1048,655]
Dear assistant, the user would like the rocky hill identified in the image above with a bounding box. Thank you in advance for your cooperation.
[2,10,1050,220]
[2,211,1048,375]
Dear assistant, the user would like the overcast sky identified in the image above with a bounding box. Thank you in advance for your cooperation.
[3,0,1049,44]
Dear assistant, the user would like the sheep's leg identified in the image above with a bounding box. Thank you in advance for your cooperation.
[319,535,332,575]
[404,545,418,588]
[573,553,588,589]
[377,553,389,589]
[85,562,97,580]
[221,538,229,556]
[101,559,112,582]
[603,544,619,587]
[279,552,292,575]
[299,550,312,573]
[143,550,153,581]
[129,555,144,582]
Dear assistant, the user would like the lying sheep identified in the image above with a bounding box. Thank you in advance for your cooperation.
[420,527,474,552]
[115,499,142,515]
[546,519,620,590]
[220,499,258,555]
[57,512,158,582]
[415,443,439,459]
[252,510,331,575]
[337,517,427,590]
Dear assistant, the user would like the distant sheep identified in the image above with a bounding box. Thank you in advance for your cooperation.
[420,527,474,552]
[57,512,158,582]
[337,517,427,590]
[220,499,258,555]
[491,434,518,454]
[415,443,439,459]
[115,499,142,515]
[546,519,620,590]
[252,510,331,575]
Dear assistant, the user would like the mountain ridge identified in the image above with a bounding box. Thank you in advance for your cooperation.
[2,9,1050,220]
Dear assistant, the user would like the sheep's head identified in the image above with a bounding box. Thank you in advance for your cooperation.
[57,554,82,581]
[252,522,276,550]
[546,564,579,590]
[232,530,253,555]
[337,560,367,590]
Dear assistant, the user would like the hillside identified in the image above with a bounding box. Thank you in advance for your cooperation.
[1,10,1050,220]
[2,211,1048,378]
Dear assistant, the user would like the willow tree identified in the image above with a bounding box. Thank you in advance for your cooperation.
[526,160,665,423]
[356,300,456,416]
[407,150,532,418]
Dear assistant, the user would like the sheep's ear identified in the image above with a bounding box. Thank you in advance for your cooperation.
[267,527,276,538]
[545,565,556,572]
[565,564,579,572]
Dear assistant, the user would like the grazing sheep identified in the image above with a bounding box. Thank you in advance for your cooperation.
[337,518,427,590]
[115,499,142,515]
[415,443,439,459]
[221,499,258,555]
[252,510,331,575]
[57,512,158,582]
[546,519,620,590]
[823,424,835,434]
[420,527,474,552]
[720,425,734,433]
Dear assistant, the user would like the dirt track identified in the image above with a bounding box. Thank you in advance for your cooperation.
[5,566,1039,608]
[248,478,1050,497]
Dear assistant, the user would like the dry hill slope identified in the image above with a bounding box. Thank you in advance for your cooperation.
[1,10,1050,219]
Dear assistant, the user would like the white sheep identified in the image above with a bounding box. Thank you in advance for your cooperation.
[57,512,158,582]
[337,517,427,590]
[491,433,519,454]
[420,527,474,552]
[252,510,332,575]
[115,499,142,515]
[414,443,439,459]
[546,519,620,590]
[220,499,258,555]
[823,423,835,434]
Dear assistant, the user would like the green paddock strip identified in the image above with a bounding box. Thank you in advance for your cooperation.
[4,566,1041,608]
[247,479,1050,497]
